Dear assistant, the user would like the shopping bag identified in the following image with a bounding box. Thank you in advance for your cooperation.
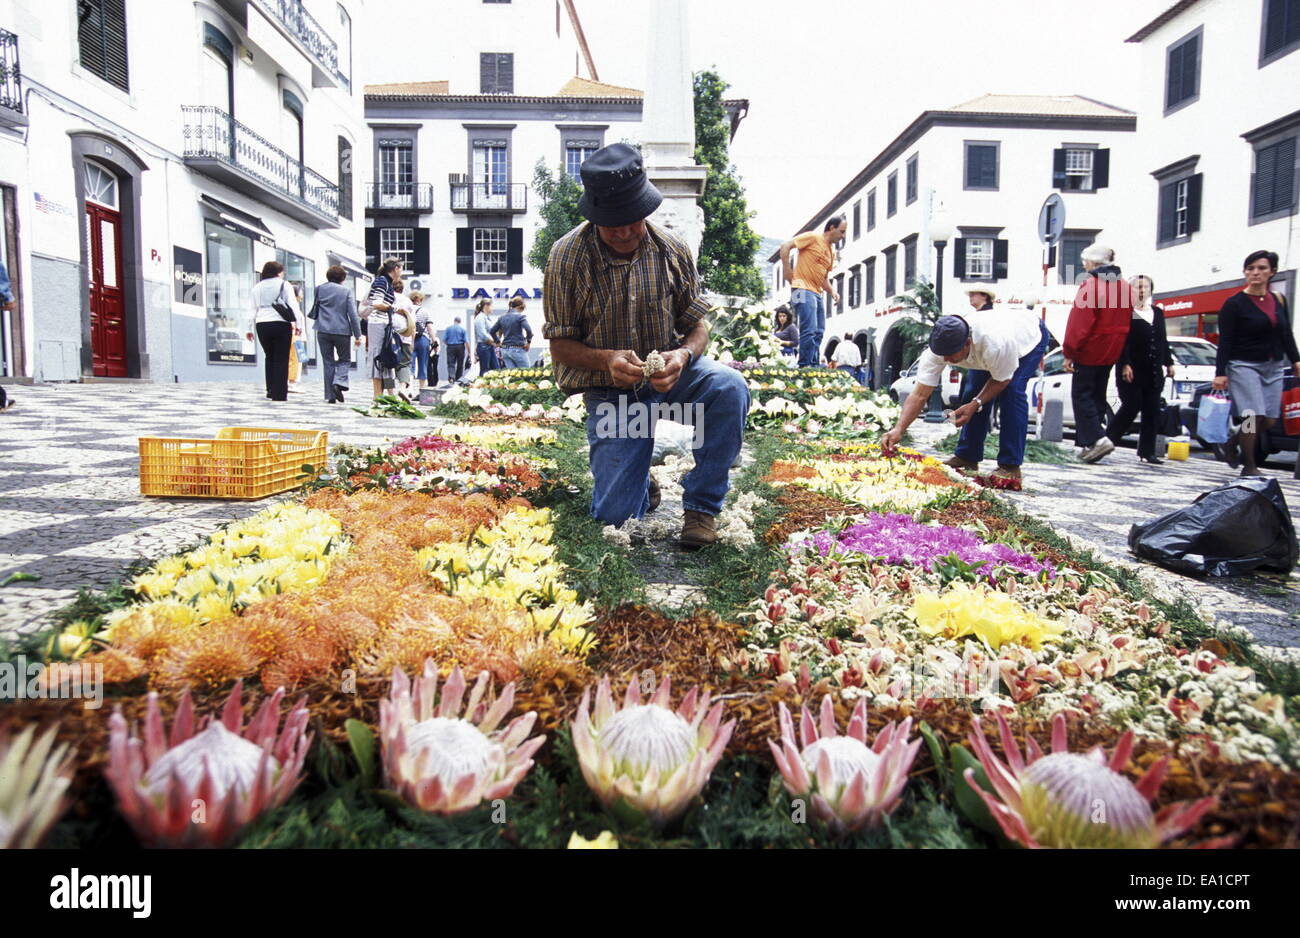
[287,341,301,383]
[1196,392,1231,444]
[1283,376,1300,436]
[1158,399,1182,437]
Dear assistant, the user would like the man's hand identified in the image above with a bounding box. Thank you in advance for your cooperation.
[880,427,903,457]
[950,401,981,427]
[649,349,690,393]
[2,300,14,312]
[1166,365,1176,378]
[1122,365,1134,383]
[830,291,840,306]
[1064,359,1076,373]
[607,349,646,388]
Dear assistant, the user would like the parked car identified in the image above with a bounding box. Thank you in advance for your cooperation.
[889,356,963,406]
[1026,336,1219,432]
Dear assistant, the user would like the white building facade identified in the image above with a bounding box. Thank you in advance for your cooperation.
[767,95,1138,388]
[1126,0,1300,340]
[0,0,368,384]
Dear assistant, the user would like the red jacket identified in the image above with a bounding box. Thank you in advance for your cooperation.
[1063,266,1133,366]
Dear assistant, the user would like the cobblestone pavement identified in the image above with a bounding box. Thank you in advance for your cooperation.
[0,380,435,641]
[908,421,1300,656]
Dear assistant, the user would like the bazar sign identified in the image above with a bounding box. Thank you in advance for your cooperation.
[451,287,543,300]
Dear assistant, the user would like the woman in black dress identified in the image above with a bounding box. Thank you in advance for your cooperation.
[1103,275,1174,463]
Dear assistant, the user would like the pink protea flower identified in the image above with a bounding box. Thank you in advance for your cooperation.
[965,710,1227,849]
[106,682,311,848]
[379,660,545,815]
[1,724,74,848]
[572,676,734,828]
[768,695,920,833]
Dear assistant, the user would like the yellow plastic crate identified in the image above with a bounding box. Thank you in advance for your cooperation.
[139,427,328,499]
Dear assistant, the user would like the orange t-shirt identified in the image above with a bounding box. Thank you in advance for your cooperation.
[790,231,836,292]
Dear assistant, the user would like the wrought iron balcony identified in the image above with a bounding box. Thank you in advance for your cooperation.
[0,28,26,129]
[215,0,343,89]
[449,182,528,213]
[365,182,433,213]
[181,106,339,229]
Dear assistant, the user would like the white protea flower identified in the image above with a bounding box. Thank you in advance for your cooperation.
[572,676,734,828]
[0,724,74,848]
[379,660,545,815]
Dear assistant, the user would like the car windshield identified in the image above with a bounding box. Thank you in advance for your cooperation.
[1170,342,1217,366]
[1041,351,1066,374]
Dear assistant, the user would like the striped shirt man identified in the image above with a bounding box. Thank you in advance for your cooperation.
[542,221,711,392]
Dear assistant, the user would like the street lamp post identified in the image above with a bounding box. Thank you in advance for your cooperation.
[924,216,956,422]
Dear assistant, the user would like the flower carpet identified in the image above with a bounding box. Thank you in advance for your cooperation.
[5,359,1300,850]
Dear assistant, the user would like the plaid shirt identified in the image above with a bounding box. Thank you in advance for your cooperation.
[542,221,711,392]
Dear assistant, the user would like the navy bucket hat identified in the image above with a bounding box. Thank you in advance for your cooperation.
[578,143,664,227]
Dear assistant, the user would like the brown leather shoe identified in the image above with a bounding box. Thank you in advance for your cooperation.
[991,465,1021,481]
[944,455,979,473]
[680,510,718,549]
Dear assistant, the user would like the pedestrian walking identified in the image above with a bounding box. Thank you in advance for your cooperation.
[472,299,499,376]
[882,311,1051,482]
[252,260,301,402]
[832,331,865,384]
[392,281,416,400]
[444,316,467,382]
[1102,275,1175,463]
[773,305,799,358]
[309,264,362,404]
[1213,249,1300,476]
[428,332,441,386]
[365,257,403,400]
[492,296,534,369]
[779,217,845,367]
[1063,243,1132,463]
[543,142,750,547]
[411,291,432,389]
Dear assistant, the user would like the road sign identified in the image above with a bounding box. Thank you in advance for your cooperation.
[1038,193,1066,246]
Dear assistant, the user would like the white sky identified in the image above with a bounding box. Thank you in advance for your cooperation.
[575,0,1174,239]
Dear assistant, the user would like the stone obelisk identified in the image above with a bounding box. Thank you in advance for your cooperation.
[642,0,708,258]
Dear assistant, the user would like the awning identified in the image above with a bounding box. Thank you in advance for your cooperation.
[328,251,373,281]
[199,195,276,247]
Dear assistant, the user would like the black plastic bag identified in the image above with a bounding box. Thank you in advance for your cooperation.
[1128,477,1298,577]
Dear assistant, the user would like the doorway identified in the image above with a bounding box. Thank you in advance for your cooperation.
[0,184,19,376]
[84,160,127,377]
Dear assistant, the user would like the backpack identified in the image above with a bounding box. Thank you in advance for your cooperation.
[376,311,403,370]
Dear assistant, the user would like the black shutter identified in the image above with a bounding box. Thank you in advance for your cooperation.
[506,228,524,275]
[1187,173,1204,233]
[338,137,353,221]
[1052,148,1067,189]
[499,54,514,94]
[953,238,967,279]
[1254,143,1279,217]
[1158,182,1177,242]
[456,228,473,275]
[1182,35,1199,100]
[413,228,430,275]
[102,0,129,91]
[1093,149,1111,189]
[480,54,494,93]
[364,227,379,271]
[1166,44,1182,107]
[993,239,1009,280]
[1263,0,1300,57]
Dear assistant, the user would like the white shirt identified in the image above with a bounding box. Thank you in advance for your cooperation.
[252,277,302,326]
[917,310,1042,384]
[833,339,862,367]
[1132,303,1155,326]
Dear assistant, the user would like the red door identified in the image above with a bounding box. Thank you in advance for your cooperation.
[86,203,127,377]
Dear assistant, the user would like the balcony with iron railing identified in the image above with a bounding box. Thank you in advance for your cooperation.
[0,28,26,129]
[449,182,528,214]
[365,182,433,214]
[181,105,339,228]
[215,0,345,89]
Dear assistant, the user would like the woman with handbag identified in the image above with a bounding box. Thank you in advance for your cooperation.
[365,257,403,399]
[1214,250,1300,476]
[252,260,301,402]
[1102,275,1175,463]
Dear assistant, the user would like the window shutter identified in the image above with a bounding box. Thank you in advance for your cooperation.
[1165,44,1182,107]
[953,238,967,279]
[364,227,379,270]
[479,54,494,93]
[506,228,524,275]
[1158,182,1177,242]
[1254,143,1279,217]
[456,228,473,275]
[1182,36,1199,100]
[413,228,430,275]
[1093,149,1111,189]
[1052,148,1067,189]
[338,138,353,221]
[499,54,514,94]
[1187,173,1204,233]
[993,239,1009,280]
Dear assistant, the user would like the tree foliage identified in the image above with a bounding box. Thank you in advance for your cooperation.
[891,278,943,365]
[694,69,765,300]
[528,159,586,272]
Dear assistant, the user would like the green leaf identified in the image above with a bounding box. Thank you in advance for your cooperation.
[1,572,41,586]
[917,721,947,791]
[345,719,378,788]
[950,743,1001,837]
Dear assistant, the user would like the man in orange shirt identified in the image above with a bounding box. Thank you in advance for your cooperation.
[779,216,845,367]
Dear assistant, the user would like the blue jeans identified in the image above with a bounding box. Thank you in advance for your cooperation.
[954,322,1051,468]
[413,334,430,380]
[791,288,824,367]
[584,356,751,525]
[500,347,530,369]
[476,341,497,375]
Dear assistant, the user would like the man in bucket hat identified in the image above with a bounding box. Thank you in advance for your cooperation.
[542,143,751,548]
[881,309,1050,481]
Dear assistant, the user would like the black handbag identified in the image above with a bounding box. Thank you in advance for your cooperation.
[271,282,297,323]
[1158,399,1183,436]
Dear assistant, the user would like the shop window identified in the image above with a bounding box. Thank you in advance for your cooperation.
[204,220,254,364]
